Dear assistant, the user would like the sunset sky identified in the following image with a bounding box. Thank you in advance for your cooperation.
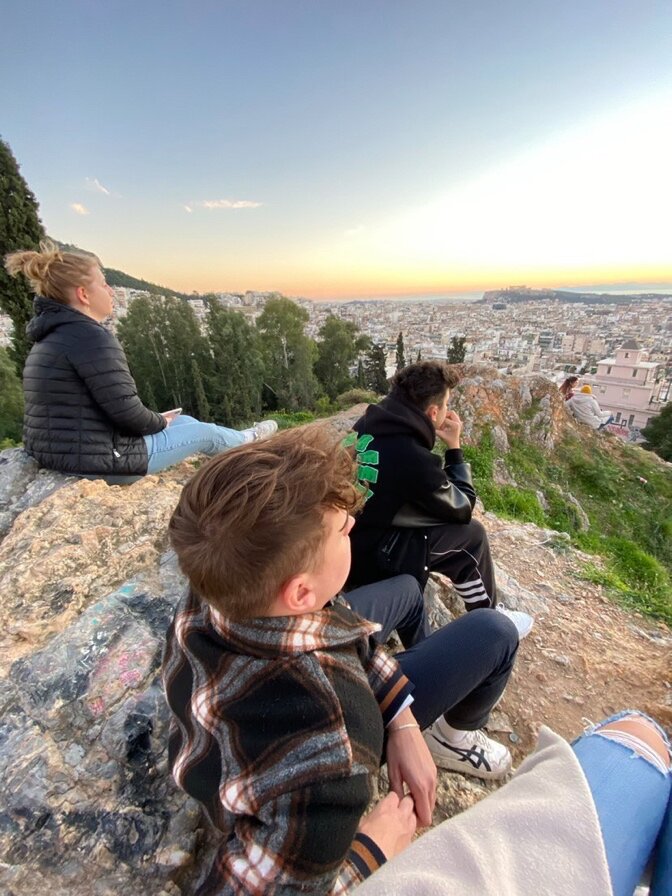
[2,1,671,299]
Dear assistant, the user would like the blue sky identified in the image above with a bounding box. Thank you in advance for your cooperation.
[2,1,671,296]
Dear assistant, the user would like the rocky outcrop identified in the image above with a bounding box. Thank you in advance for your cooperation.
[0,371,669,895]
[0,551,209,896]
[0,449,72,539]
[450,365,567,449]
[0,463,192,675]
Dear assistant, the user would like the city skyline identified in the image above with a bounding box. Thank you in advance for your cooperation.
[2,1,671,298]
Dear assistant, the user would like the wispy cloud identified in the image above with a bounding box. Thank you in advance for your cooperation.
[185,198,263,211]
[70,203,89,215]
[85,177,111,195]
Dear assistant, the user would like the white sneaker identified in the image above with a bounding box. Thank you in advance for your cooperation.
[424,719,512,780]
[251,420,278,441]
[496,604,534,640]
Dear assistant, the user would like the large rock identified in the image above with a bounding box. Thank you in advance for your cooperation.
[0,553,207,896]
[0,465,192,675]
[0,448,73,540]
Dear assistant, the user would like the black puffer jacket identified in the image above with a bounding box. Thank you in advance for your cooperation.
[22,298,166,475]
[347,395,476,589]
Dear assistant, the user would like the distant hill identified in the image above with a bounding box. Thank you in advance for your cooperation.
[53,240,191,300]
[480,287,672,305]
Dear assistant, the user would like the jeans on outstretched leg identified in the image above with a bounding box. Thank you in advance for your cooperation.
[572,711,672,896]
[144,414,245,473]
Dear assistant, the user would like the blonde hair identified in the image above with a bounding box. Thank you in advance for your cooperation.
[4,240,99,304]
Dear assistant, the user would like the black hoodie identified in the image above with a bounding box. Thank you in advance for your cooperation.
[22,297,166,476]
[347,395,476,588]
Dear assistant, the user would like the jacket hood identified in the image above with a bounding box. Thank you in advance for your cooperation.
[569,393,596,407]
[356,395,436,450]
[26,297,99,343]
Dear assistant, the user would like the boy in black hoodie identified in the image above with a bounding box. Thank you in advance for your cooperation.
[347,361,532,639]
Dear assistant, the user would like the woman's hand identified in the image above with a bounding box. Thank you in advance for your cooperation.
[161,408,182,426]
[386,714,437,827]
[357,792,417,859]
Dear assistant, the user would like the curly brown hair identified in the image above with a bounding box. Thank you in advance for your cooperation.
[390,361,459,411]
[169,424,363,620]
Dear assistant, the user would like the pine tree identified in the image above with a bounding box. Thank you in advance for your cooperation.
[356,358,365,388]
[0,138,46,374]
[191,357,211,421]
[364,343,389,394]
[395,331,406,371]
[256,296,317,410]
[314,315,366,400]
[118,295,210,413]
[0,346,24,443]
[205,300,264,425]
[447,335,467,364]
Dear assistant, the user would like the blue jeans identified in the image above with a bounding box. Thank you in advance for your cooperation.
[573,711,671,896]
[144,415,246,474]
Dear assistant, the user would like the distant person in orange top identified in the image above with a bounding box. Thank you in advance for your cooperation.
[567,385,614,431]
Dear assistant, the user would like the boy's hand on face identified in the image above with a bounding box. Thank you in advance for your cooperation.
[435,410,462,449]
[386,715,437,827]
[357,792,417,859]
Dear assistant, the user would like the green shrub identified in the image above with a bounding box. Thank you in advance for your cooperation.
[334,388,379,409]
[268,411,316,430]
[467,428,672,626]
[483,485,545,526]
[314,396,337,417]
[462,429,494,481]
[544,490,583,534]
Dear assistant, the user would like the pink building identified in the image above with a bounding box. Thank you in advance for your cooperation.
[585,340,665,430]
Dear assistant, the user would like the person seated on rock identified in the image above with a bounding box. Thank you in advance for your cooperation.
[345,360,533,639]
[559,374,579,401]
[355,710,672,896]
[4,242,277,480]
[567,384,615,431]
[163,425,520,894]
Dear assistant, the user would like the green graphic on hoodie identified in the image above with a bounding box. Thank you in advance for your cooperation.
[342,432,379,501]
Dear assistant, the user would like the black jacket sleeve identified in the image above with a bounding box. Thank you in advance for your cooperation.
[392,448,476,527]
[68,324,167,436]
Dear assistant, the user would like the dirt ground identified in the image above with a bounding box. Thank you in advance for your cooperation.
[485,516,672,762]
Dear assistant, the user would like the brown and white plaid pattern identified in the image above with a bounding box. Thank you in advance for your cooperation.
[163,589,413,894]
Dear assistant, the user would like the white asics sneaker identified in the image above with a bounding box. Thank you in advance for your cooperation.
[424,720,512,780]
[251,420,278,441]
[496,604,534,640]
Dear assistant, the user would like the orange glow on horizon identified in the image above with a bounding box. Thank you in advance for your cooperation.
[133,261,672,300]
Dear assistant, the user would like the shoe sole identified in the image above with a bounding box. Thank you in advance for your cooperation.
[425,742,513,781]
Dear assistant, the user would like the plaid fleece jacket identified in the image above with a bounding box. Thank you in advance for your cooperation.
[163,589,414,895]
